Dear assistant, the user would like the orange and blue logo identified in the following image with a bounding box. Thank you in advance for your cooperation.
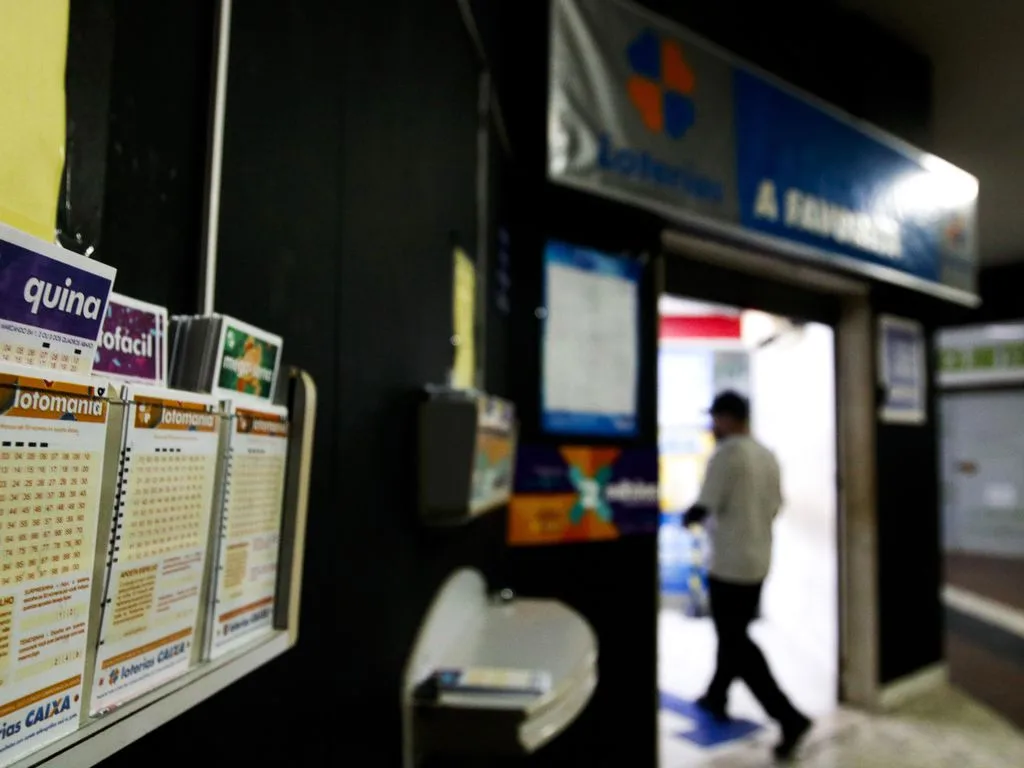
[626,29,696,139]
[596,27,721,202]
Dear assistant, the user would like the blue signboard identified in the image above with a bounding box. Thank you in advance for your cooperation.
[548,0,979,304]
[735,70,945,283]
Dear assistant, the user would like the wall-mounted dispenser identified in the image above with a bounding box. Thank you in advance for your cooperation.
[418,388,516,525]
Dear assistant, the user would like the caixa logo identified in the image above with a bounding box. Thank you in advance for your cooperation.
[24,277,104,320]
[0,694,73,741]
[26,694,72,727]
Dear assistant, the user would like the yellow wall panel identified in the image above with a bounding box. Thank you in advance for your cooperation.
[0,0,69,241]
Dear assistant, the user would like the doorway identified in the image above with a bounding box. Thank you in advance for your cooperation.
[656,294,840,762]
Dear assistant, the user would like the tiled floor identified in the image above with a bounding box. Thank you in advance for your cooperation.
[659,609,838,723]
[659,609,1024,766]
[659,609,836,765]
[661,689,1024,767]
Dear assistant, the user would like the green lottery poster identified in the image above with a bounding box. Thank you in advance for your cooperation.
[214,317,283,402]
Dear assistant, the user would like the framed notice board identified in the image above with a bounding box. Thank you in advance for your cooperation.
[540,240,641,437]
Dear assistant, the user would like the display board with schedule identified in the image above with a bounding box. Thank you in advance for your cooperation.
[89,385,223,715]
[207,403,289,659]
[0,365,111,766]
[541,240,641,437]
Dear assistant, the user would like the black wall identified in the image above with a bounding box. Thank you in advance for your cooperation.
[870,257,1024,683]
[97,0,214,311]
[872,284,952,683]
[63,0,503,765]
[59,0,115,255]
[504,188,663,767]
[63,0,214,310]
[875,339,944,684]
[957,262,1024,325]
[873,260,1024,685]
[105,0,509,765]
[60,0,947,764]
[478,0,938,757]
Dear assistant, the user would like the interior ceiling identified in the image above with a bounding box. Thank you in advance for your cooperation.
[841,0,1024,266]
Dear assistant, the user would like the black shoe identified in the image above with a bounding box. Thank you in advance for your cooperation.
[774,714,811,761]
[695,695,730,723]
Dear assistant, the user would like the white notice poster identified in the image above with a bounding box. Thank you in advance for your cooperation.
[207,403,288,659]
[0,364,110,765]
[541,240,641,437]
[90,385,222,715]
[878,315,927,425]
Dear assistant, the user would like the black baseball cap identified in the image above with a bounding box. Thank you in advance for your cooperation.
[709,391,750,421]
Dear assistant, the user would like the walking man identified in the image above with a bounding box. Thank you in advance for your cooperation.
[683,391,811,760]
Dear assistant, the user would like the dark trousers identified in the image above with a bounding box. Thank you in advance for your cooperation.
[704,577,803,725]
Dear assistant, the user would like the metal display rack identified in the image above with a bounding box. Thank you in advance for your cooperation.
[7,369,316,768]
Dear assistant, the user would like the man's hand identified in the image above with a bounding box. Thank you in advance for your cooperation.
[682,505,709,528]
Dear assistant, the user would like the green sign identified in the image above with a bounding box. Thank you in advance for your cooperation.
[940,342,1024,373]
[937,325,1024,387]
[214,319,283,402]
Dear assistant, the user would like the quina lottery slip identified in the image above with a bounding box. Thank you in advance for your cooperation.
[0,224,116,377]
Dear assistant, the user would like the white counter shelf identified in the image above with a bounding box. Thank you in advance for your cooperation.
[403,569,598,764]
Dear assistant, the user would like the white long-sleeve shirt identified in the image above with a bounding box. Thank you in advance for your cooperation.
[697,434,783,584]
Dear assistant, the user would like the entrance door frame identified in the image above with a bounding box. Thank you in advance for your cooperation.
[659,229,880,709]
